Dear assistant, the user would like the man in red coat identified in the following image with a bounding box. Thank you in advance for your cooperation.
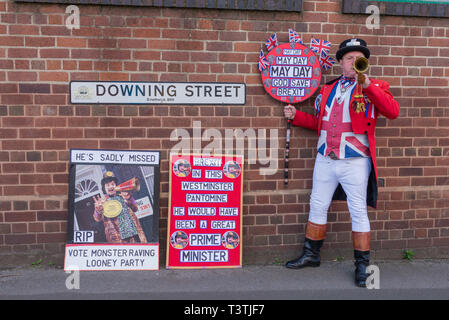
[284,38,400,287]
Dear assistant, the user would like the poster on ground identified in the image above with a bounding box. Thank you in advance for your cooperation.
[166,153,243,269]
[64,149,160,271]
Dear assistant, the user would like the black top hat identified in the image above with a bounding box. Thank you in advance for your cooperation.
[335,38,370,61]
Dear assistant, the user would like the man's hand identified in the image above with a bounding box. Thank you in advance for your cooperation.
[362,74,371,89]
[283,104,297,120]
[121,191,131,200]
[93,195,104,214]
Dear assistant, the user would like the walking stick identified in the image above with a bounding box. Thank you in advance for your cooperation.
[284,118,291,186]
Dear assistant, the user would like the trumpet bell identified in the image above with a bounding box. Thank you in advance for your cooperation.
[353,56,369,74]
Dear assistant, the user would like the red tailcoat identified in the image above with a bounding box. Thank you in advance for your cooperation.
[292,77,400,208]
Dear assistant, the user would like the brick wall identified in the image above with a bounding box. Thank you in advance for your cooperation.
[0,0,448,265]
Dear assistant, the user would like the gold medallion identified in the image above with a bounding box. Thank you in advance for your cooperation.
[103,200,123,218]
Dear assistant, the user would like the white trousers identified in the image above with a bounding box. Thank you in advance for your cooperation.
[309,153,372,232]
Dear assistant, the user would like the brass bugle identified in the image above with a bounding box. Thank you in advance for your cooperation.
[354,56,369,74]
[114,177,140,192]
[353,56,369,84]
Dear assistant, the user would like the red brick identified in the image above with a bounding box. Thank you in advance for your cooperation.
[412,177,436,186]
[1,94,33,105]
[8,48,38,58]
[248,181,277,191]
[84,128,114,138]
[34,94,66,105]
[2,140,33,151]
[36,185,67,196]
[0,36,24,46]
[0,128,17,139]
[71,49,102,59]
[37,233,66,243]
[2,163,34,173]
[100,140,129,149]
[5,234,36,245]
[99,72,129,81]
[118,39,147,49]
[248,225,276,235]
[39,72,68,82]
[51,128,83,139]
[99,118,130,127]
[133,28,160,38]
[25,37,55,47]
[88,38,117,48]
[57,37,86,48]
[176,40,204,51]
[9,25,39,35]
[3,186,35,196]
[399,167,423,176]
[103,50,130,60]
[115,128,145,138]
[20,174,52,184]
[278,224,303,235]
[0,174,19,185]
[131,139,161,149]
[35,140,67,150]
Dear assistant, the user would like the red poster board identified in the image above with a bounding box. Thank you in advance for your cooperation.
[166,153,243,269]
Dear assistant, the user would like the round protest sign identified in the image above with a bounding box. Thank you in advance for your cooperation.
[260,42,322,104]
[259,30,333,185]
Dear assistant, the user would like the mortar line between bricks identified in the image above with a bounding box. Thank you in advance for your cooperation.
[1,185,449,202]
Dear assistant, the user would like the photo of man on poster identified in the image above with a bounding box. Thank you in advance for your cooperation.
[173,159,192,178]
[69,159,160,245]
[65,149,161,271]
[93,171,147,243]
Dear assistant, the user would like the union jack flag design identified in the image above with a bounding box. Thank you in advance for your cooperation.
[310,38,331,55]
[288,29,303,44]
[265,33,278,51]
[317,85,370,159]
[319,50,335,71]
[258,50,270,71]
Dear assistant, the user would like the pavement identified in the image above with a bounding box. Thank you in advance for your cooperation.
[1,259,449,301]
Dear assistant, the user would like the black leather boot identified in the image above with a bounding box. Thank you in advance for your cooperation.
[285,238,323,269]
[354,250,370,287]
